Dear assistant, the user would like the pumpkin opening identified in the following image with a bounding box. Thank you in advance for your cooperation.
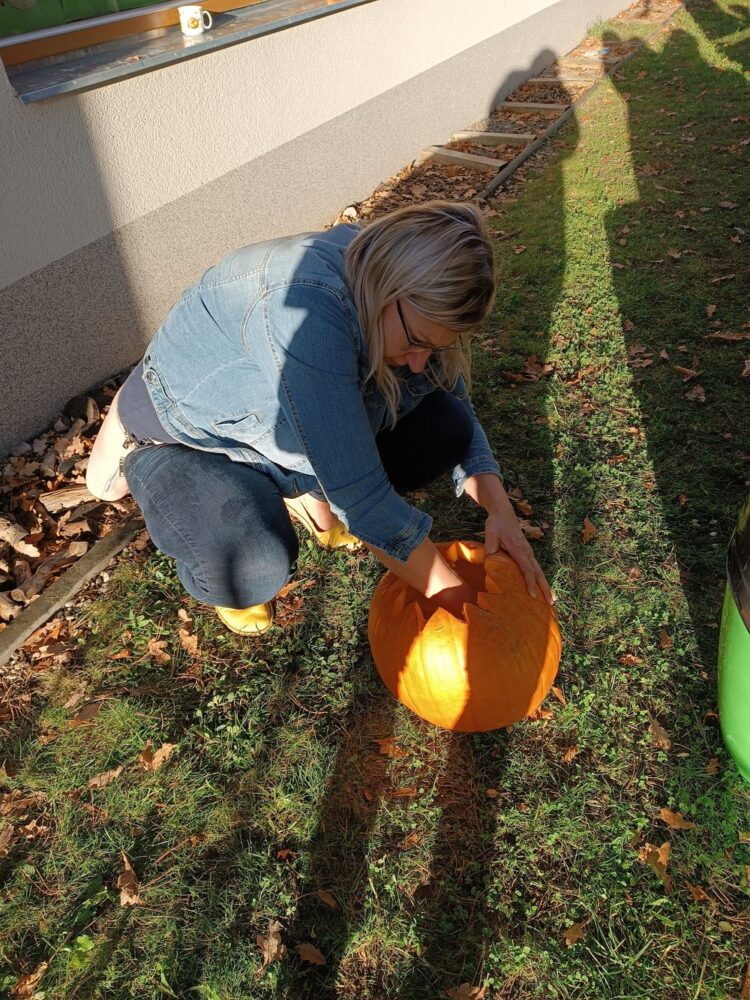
[408,542,490,621]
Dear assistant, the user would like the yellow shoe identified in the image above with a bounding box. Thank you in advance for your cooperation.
[216,602,274,635]
[284,496,361,551]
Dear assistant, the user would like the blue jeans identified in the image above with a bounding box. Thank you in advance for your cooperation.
[124,390,473,608]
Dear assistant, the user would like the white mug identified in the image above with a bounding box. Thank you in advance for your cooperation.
[178,4,212,36]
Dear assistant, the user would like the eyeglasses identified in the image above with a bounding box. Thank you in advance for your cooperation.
[396,299,466,353]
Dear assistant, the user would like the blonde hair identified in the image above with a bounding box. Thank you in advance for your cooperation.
[344,200,496,427]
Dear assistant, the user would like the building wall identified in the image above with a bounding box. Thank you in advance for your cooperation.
[0,0,626,451]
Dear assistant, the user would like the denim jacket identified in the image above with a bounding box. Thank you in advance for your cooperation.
[141,223,501,562]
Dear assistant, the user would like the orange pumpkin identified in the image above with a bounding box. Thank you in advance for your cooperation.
[368,540,562,732]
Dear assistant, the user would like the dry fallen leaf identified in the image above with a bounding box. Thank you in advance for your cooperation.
[147,638,170,665]
[117,851,144,906]
[138,741,177,772]
[10,961,48,998]
[178,628,200,658]
[562,745,580,763]
[703,331,748,342]
[562,921,585,947]
[296,942,326,966]
[70,701,102,727]
[86,765,124,791]
[527,706,553,721]
[18,818,51,842]
[659,630,673,650]
[618,653,644,666]
[0,824,15,858]
[0,790,47,819]
[639,840,671,868]
[673,365,700,381]
[648,715,671,750]
[659,808,697,830]
[741,961,750,1000]
[375,737,407,758]
[551,686,567,707]
[317,889,338,909]
[445,985,488,1000]
[686,882,710,902]
[256,919,286,976]
[390,787,418,798]
[582,517,598,544]
[684,384,706,403]
[639,842,673,891]
[0,516,40,559]
[706,304,717,317]
[519,520,545,540]
[705,758,720,775]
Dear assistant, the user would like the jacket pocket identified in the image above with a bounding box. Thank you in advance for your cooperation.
[210,410,283,448]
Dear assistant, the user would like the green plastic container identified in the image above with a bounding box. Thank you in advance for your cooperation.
[717,492,750,784]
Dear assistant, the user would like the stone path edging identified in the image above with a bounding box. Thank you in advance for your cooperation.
[0,514,144,667]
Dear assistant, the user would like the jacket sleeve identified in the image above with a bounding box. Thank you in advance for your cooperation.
[253,282,431,562]
[448,373,503,497]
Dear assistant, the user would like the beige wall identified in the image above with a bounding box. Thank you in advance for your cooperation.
[0,0,627,450]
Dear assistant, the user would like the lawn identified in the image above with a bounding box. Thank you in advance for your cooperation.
[1,2,749,997]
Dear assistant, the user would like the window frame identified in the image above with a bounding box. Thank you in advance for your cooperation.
[0,0,263,67]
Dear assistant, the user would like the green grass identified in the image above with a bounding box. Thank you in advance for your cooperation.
[2,2,749,996]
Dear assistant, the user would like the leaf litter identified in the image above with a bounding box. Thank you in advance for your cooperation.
[117,851,144,907]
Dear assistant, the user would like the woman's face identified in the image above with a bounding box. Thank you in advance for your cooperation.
[382,299,462,373]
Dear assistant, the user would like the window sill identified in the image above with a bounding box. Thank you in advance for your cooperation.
[5,0,375,103]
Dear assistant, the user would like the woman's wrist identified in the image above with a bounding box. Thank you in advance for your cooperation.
[365,535,464,598]
[464,472,513,518]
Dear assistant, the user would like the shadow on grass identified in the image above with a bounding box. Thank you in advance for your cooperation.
[271,55,579,1000]
[603,8,749,702]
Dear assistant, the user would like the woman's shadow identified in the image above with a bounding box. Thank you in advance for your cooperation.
[274,55,579,998]
[602,6,749,680]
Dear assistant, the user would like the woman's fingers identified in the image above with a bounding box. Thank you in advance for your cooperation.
[500,534,555,605]
[536,565,556,604]
[484,526,501,555]
[482,517,555,605]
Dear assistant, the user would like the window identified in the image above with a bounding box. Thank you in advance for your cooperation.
[0,0,264,67]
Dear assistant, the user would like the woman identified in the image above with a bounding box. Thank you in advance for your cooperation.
[87,200,553,635]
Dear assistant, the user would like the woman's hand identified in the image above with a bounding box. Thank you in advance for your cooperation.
[484,510,555,604]
[463,474,555,605]
[364,535,476,618]
[423,580,478,620]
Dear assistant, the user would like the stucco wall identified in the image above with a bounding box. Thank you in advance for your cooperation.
[0,0,628,451]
